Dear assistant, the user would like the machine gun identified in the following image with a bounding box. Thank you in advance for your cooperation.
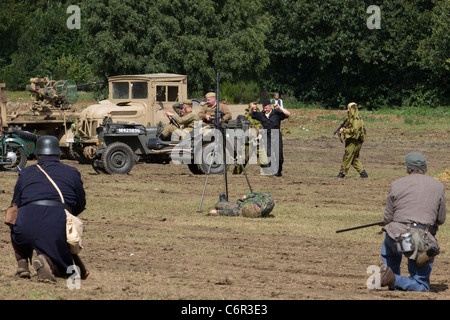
[27,77,79,110]
[336,221,385,233]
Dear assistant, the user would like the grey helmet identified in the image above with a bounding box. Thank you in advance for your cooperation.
[35,135,61,156]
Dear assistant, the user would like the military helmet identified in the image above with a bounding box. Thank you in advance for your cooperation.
[35,135,61,156]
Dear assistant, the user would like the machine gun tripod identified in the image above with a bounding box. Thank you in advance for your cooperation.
[197,72,253,212]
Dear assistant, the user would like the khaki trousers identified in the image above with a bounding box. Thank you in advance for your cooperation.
[339,138,364,175]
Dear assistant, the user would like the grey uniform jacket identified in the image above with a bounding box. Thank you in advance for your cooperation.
[383,173,446,247]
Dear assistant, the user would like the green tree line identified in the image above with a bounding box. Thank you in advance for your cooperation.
[0,0,448,108]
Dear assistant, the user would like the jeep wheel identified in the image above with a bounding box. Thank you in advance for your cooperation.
[195,142,230,175]
[101,142,134,174]
[187,163,204,175]
[92,158,107,174]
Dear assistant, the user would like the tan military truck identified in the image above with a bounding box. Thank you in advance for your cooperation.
[67,73,190,162]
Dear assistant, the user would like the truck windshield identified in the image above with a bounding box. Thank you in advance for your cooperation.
[112,82,129,99]
[131,82,148,99]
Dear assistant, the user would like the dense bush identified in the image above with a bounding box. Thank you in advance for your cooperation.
[0,0,448,109]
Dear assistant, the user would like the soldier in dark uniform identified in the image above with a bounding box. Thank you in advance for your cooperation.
[249,100,290,177]
[10,136,87,281]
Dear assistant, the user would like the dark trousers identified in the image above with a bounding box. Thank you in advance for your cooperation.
[266,131,283,175]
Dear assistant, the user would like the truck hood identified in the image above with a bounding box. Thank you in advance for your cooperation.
[80,100,147,120]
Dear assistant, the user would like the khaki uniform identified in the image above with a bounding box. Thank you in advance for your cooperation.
[339,103,367,176]
[233,104,268,174]
[198,103,232,124]
[160,110,199,141]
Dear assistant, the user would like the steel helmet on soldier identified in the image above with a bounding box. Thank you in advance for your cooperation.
[35,135,61,156]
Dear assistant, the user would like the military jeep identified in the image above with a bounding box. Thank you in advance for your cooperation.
[92,117,250,175]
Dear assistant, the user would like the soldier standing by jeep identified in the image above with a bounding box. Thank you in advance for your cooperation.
[249,100,290,177]
[198,92,232,125]
[159,99,199,141]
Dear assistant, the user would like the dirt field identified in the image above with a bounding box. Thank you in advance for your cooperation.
[0,108,449,302]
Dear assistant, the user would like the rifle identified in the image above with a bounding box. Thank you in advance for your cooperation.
[333,119,346,135]
[336,221,385,233]
[333,119,347,143]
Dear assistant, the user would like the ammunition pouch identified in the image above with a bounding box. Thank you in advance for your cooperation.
[395,223,436,263]
[395,232,415,255]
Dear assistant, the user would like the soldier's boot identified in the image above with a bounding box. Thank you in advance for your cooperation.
[336,173,345,178]
[33,254,56,282]
[360,170,368,178]
[14,259,31,279]
[380,265,395,289]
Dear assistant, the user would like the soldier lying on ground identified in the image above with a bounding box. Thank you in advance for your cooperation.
[208,192,275,218]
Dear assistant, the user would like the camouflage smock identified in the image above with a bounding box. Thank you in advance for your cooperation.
[343,103,366,142]
[244,104,263,129]
[214,192,275,218]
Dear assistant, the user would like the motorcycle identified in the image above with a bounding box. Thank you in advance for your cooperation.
[0,128,37,172]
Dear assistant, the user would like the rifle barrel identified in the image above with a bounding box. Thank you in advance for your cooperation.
[336,221,384,233]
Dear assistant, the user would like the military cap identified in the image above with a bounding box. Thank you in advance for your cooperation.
[205,92,216,98]
[183,99,193,106]
[262,100,271,107]
[405,152,427,171]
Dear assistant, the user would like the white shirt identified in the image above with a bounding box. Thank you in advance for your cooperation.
[271,98,284,109]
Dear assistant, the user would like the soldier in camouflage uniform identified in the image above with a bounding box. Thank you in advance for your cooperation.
[159,99,199,141]
[198,92,232,125]
[337,102,368,178]
[233,102,270,174]
[208,192,275,218]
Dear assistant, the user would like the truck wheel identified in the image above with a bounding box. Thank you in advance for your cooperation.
[0,144,27,172]
[195,142,230,175]
[101,142,134,174]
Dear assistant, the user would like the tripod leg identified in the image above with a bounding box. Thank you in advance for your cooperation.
[242,165,253,193]
[197,148,215,212]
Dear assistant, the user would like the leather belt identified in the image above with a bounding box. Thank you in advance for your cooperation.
[402,222,438,235]
[26,200,72,213]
